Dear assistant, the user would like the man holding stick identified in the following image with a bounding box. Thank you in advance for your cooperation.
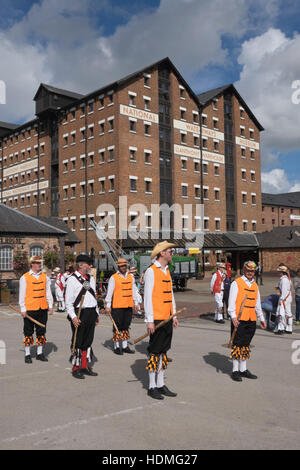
[19,256,53,363]
[228,261,266,382]
[144,241,178,400]
[105,258,140,355]
[65,254,99,379]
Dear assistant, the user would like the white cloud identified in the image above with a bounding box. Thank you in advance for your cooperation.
[261,168,300,193]
[0,0,271,123]
[235,28,300,167]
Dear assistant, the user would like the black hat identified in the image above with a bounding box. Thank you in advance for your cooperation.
[76,254,92,264]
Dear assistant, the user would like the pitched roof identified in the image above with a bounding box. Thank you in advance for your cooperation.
[262,192,300,208]
[257,226,300,249]
[35,216,80,244]
[0,204,67,236]
[33,83,84,101]
[120,231,259,251]
[197,83,264,131]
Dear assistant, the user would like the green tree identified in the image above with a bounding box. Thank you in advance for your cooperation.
[43,248,60,270]
[13,250,29,278]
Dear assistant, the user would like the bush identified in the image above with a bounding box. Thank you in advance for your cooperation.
[13,250,29,278]
[43,248,60,270]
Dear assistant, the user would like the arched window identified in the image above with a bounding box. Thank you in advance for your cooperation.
[30,245,44,259]
[0,246,13,271]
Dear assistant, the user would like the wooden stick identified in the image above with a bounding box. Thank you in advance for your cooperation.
[225,294,248,349]
[71,294,86,354]
[131,307,186,345]
[9,304,46,328]
[107,311,121,336]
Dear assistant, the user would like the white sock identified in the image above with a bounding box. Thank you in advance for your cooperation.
[156,357,164,388]
[37,345,43,355]
[114,341,119,349]
[25,346,31,356]
[239,360,247,372]
[232,359,239,373]
[148,371,156,389]
[122,340,127,349]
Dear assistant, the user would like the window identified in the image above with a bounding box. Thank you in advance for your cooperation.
[144,123,151,136]
[129,94,135,107]
[182,184,188,197]
[144,151,151,164]
[145,180,151,193]
[108,148,114,161]
[252,222,257,232]
[0,246,13,271]
[215,219,220,231]
[249,129,254,139]
[240,126,245,136]
[88,102,93,113]
[194,136,199,147]
[30,245,43,259]
[130,149,136,161]
[214,140,219,151]
[251,171,256,182]
[242,170,246,181]
[181,132,186,144]
[129,120,136,132]
[202,138,208,149]
[202,115,207,126]
[203,163,208,174]
[109,178,115,192]
[242,193,247,204]
[181,159,187,170]
[214,165,219,176]
[215,189,220,201]
[180,109,186,120]
[194,161,200,172]
[130,178,137,192]
[144,98,151,110]
[243,221,247,231]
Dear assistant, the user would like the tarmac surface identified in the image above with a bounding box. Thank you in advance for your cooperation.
[0,275,299,450]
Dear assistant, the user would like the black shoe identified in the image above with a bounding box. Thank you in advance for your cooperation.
[147,388,164,400]
[81,367,98,376]
[285,331,292,334]
[72,369,85,379]
[166,356,173,363]
[122,346,135,354]
[25,355,32,364]
[36,353,48,362]
[231,371,242,382]
[274,330,283,335]
[157,385,177,397]
[216,319,225,324]
[240,370,257,379]
[114,347,123,355]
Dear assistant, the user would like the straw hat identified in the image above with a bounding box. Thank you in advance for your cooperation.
[151,241,176,259]
[277,265,289,273]
[54,267,61,273]
[129,266,137,273]
[117,258,128,267]
[217,262,226,269]
[243,261,257,271]
[29,256,43,264]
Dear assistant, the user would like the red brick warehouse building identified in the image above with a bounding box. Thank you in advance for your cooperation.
[0,57,264,265]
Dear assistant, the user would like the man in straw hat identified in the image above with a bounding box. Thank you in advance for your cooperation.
[227,260,266,382]
[65,254,99,379]
[105,258,141,355]
[275,264,293,335]
[19,256,54,363]
[210,262,226,324]
[54,267,66,312]
[144,241,178,400]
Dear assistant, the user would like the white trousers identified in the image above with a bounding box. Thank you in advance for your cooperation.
[214,292,224,320]
[276,299,292,332]
[55,288,65,310]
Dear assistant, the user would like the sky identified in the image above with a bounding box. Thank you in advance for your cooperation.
[0,0,300,194]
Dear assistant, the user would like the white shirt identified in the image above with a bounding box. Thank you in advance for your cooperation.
[228,275,264,321]
[19,270,53,313]
[143,260,176,323]
[210,270,224,294]
[65,271,99,320]
[105,271,140,308]
[278,276,292,302]
[55,273,65,291]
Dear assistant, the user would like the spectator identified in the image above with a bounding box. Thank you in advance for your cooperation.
[293,269,300,325]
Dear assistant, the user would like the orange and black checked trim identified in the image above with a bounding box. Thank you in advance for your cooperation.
[36,335,47,345]
[146,354,159,372]
[230,345,251,361]
[24,335,34,346]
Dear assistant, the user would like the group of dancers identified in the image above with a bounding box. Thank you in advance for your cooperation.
[19,244,294,394]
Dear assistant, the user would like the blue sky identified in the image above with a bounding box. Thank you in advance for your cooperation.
[0,0,300,193]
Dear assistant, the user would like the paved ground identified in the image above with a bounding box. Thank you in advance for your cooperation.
[0,275,299,450]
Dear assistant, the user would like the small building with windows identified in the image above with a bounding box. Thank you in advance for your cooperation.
[0,204,75,285]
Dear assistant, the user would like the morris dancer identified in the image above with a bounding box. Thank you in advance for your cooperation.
[144,241,178,400]
[65,254,99,379]
[210,262,226,323]
[275,265,293,335]
[54,267,65,312]
[228,261,266,382]
[105,259,140,355]
[19,256,53,363]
